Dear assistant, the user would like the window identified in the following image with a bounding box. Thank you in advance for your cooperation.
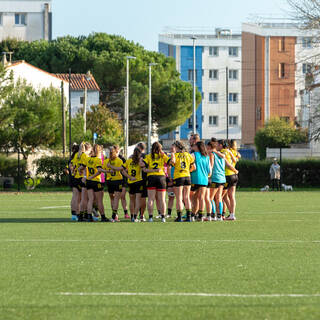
[209,46,219,56]
[15,13,26,25]
[209,69,219,80]
[209,92,218,103]
[228,47,238,57]
[229,69,238,80]
[302,63,312,74]
[302,37,313,48]
[188,69,197,81]
[209,116,218,126]
[228,93,238,103]
[279,37,285,52]
[80,97,84,104]
[229,116,238,126]
[279,63,286,78]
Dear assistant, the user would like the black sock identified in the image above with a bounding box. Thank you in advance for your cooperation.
[161,214,165,219]
[134,214,137,219]
[198,212,203,219]
[124,210,128,215]
[177,211,182,219]
[112,210,117,219]
[167,208,172,216]
[71,211,76,216]
[158,210,161,215]
[207,213,211,217]
[149,214,153,219]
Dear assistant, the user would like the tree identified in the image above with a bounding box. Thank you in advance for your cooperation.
[0,34,201,142]
[254,118,308,159]
[0,80,62,159]
[86,104,124,146]
[0,63,13,101]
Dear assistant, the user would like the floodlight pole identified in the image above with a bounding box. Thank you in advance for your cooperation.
[192,36,197,134]
[148,63,157,153]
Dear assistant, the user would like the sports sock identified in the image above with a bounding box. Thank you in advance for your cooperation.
[167,208,172,216]
[71,210,77,216]
[219,202,223,215]
[149,214,153,219]
[187,211,191,219]
[124,209,128,215]
[134,214,137,220]
[177,211,182,219]
[161,214,165,219]
[207,212,211,217]
[198,211,204,219]
[112,210,117,220]
[211,200,216,214]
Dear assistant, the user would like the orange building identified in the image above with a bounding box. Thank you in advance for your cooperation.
[242,23,303,146]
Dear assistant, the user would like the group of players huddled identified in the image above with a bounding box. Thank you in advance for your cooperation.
[68,133,241,223]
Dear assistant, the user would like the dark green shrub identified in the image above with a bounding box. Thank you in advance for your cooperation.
[36,156,69,186]
[0,155,26,183]
[237,159,320,188]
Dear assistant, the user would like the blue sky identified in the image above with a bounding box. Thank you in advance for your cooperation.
[53,0,291,51]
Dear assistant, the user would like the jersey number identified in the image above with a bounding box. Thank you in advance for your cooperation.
[131,169,136,177]
[111,171,116,176]
[88,168,95,175]
[153,163,159,169]
[180,161,186,169]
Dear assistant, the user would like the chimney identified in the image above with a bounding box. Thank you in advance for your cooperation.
[43,3,49,41]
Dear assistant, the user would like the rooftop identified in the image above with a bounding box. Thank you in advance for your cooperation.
[55,73,101,91]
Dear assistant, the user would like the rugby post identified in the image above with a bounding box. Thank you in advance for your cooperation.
[148,63,157,153]
[125,56,136,158]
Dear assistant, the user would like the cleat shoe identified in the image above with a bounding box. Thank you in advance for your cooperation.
[77,214,84,222]
[226,215,236,221]
[161,218,166,223]
[87,214,93,222]
[100,216,110,222]
[148,218,153,222]
[217,217,223,221]
[93,215,100,222]
[204,216,212,222]
[134,219,140,223]
[124,214,130,219]
[140,217,146,222]
[182,214,187,219]
[175,217,182,222]
[184,218,192,222]
[71,215,78,222]
[114,215,120,222]
[156,215,161,219]
[212,216,218,221]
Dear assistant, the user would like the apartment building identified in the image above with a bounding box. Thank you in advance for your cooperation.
[0,0,52,41]
[159,28,242,145]
[242,22,319,146]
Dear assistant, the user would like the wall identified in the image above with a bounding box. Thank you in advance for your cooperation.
[0,0,51,41]
[201,41,242,140]
[71,91,100,116]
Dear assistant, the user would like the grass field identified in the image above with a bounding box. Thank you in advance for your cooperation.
[0,191,320,320]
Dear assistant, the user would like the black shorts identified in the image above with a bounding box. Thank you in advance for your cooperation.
[147,175,166,191]
[106,180,123,194]
[173,177,191,187]
[210,182,226,189]
[71,177,81,192]
[166,177,173,189]
[86,180,104,192]
[191,184,207,191]
[141,181,148,198]
[226,174,238,188]
[129,181,144,195]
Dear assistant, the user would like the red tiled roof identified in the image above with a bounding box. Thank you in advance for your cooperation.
[55,73,100,91]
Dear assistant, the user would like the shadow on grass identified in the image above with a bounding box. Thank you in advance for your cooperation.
[0,218,136,224]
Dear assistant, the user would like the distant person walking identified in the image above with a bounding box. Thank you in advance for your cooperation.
[269,158,281,191]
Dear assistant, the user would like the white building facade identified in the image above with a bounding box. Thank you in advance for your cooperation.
[159,28,242,144]
[0,0,52,42]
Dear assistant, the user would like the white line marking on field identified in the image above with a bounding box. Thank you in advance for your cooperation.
[40,206,69,210]
[58,292,320,298]
[2,239,320,244]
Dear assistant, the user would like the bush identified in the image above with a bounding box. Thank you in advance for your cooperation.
[0,155,26,183]
[237,159,320,188]
[36,156,69,186]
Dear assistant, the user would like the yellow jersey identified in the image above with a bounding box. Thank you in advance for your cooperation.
[123,158,142,184]
[103,157,123,181]
[172,152,194,179]
[70,153,79,177]
[222,149,234,176]
[77,153,89,178]
[144,153,170,177]
[85,156,102,182]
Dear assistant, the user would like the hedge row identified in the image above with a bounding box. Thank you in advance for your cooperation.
[237,159,320,188]
[0,155,27,183]
[36,156,69,186]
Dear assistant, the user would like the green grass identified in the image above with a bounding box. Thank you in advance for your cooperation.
[0,191,320,320]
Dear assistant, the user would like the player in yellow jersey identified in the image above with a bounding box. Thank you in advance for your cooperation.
[225,140,241,221]
[68,144,80,221]
[77,142,92,221]
[100,146,124,222]
[80,144,107,222]
[123,147,144,222]
[142,142,169,222]
[170,141,194,222]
